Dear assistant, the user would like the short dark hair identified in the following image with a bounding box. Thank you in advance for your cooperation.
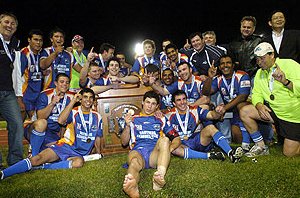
[172,90,187,103]
[99,43,115,54]
[189,32,202,40]
[106,56,121,70]
[143,90,160,105]
[28,29,43,39]
[55,73,70,82]
[165,43,178,52]
[268,10,285,22]
[145,63,160,73]
[49,27,65,39]
[79,88,96,101]
[177,61,191,69]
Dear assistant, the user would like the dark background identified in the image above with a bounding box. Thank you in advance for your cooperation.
[1,0,299,63]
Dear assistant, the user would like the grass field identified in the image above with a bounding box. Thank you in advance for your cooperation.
[0,145,299,198]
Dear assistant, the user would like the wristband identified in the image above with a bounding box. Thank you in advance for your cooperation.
[284,79,291,86]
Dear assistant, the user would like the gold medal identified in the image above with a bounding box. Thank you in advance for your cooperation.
[183,135,188,140]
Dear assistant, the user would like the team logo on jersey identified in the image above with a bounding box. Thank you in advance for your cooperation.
[153,124,161,131]
[221,87,227,96]
[192,92,199,99]
[240,80,251,88]
[91,125,98,131]
[172,124,179,131]
[77,123,82,130]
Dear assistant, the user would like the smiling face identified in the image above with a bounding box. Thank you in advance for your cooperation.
[0,15,17,40]
[50,32,64,47]
[177,63,192,82]
[107,60,120,76]
[54,76,70,93]
[166,47,178,62]
[72,39,84,52]
[80,92,95,111]
[240,20,255,38]
[219,56,234,78]
[190,35,204,51]
[173,93,188,113]
[269,12,286,30]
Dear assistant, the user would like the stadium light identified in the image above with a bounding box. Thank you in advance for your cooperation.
[134,42,144,57]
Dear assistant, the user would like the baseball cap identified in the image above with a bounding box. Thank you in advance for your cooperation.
[72,35,84,42]
[254,42,274,57]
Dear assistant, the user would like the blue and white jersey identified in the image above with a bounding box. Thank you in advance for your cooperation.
[40,47,74,89]
[129,113,178,149]
[211,70,251,104]
[36,88,74,133]
[58,106,103,156]
[165,106,209,140]
[166,75,204,103]
[131,55,160,75]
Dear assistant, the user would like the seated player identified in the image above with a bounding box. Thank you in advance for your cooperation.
[121,91,181,197]
[165,90,243,162]
[0,88,103,180]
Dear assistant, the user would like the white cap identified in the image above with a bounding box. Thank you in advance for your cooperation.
[254,42,274,57]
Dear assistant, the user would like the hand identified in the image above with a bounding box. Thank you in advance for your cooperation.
[207,61,217,78]
[124,112,133,126]
[17,97,26,112]
[154,110,164,119]
[215,104,226,115]
[256,103,273,122]
[87,47,97,62]
[272,65,286,85]
[183,39,191,50]
[51,91,63,105]
[109,75,119,83]
[72,92,82,103]
[55,45,64,54]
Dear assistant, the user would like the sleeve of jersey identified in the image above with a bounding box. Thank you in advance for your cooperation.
[198,107,212,127]
[166,81,178,94]
[36,93,48,110]
[162,117,179,141]
[97,114,103,137]
[211,77,219,94]
[288,61,300,96]
[66,110,73,124]
[238,74,251,95]
[39,49,49,60]
[131,59,140,73]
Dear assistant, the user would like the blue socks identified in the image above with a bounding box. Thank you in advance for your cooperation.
[43,161,71,170]
[30,129,46,156]
[2,158,32,179]
[250,131,263,143]
[184,148,208,159]
[240,122,251,144]
[213,131,232,155]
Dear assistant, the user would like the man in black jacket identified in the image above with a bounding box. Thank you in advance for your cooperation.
[228,16,263,78]
[263,10,300,63]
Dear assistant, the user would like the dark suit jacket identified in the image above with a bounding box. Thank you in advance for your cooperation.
[263,29,300,63]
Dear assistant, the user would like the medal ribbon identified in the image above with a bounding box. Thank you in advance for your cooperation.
[78,106,93,139]
[0,33,13,61]
[184,75,195,99]
[53,90,67,114]
[221,72,236,99]
[175,107,190,138]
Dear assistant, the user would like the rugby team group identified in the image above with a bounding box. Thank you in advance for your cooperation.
[0,10,299,198]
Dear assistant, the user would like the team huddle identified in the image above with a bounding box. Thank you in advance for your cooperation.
[0,10,300,198]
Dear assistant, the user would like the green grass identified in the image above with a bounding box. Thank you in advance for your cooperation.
[0,145,299,198]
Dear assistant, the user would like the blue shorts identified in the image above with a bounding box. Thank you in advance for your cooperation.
[182,133,213,152]
[24,124,60,152]
[132,145,155,169]
[50,143,82,161]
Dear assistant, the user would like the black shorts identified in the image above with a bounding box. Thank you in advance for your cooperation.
[267,104,300,141]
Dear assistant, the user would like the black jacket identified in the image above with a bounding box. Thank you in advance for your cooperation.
[228,34,262,77]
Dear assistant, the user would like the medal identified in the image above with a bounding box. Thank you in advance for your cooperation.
[175,107,190,141]
[36,73,41,79]
[270,94,275,100]
[183,135,188,140]
[86,138,91,143]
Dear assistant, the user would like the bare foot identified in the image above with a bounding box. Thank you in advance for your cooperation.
[152,171,166,191]
[123,174,139,198]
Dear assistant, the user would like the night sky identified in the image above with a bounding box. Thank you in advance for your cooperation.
[1,0,300,63]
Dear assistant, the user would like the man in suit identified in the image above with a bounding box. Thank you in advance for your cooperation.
[263,10,300,63]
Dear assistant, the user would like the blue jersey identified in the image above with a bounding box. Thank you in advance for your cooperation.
[40,47,74,89]
[159,51,168,69]
[131,55,160,75]
[36,88,74,134]
[160,84,173,110]
[19,46,43,110]
[129,114,178,150]
[58,106,103,156]
[166,75,204,103]
[211,70,251,105]
[165,106,209,140]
